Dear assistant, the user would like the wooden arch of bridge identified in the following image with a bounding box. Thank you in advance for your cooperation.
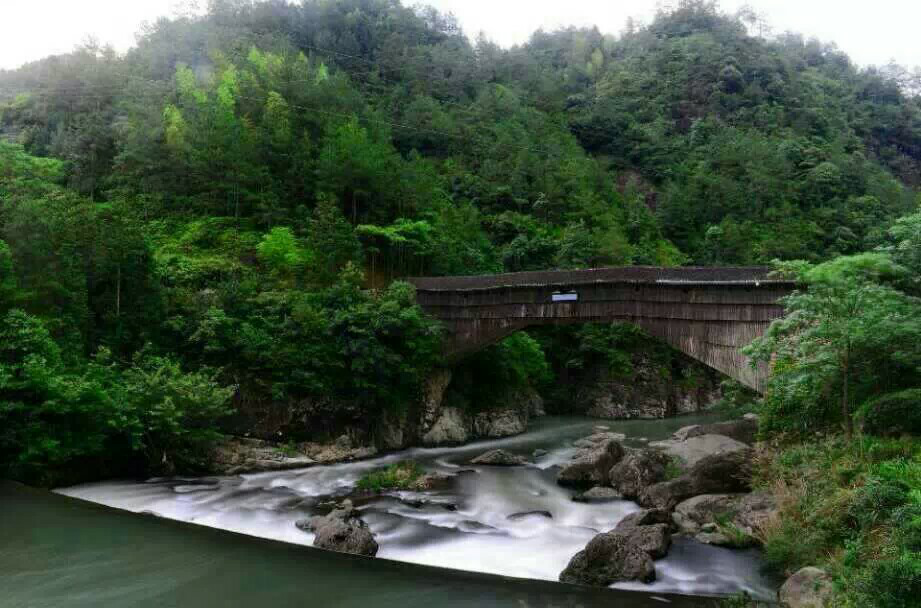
[408,267,795,393]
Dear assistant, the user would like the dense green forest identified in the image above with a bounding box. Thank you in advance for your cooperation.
[2,0,920,473]
[1,3,920,601]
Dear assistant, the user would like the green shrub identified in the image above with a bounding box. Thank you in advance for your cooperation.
[712,513,756,548]
[891,504,921,552]
[664,457,684,480]
[116,350,235,474]
[0,310,234,484]
[450,332,551,413]
[712,379,760,418]
[716,593,769,607]
[855,553,921,608]
[356,461,423,492]
[857,389,921,435]
[848,478,910,528]
[875,457,921,491]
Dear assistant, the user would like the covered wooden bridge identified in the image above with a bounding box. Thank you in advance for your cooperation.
[408,267,795,393]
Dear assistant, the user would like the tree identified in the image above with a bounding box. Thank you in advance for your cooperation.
[308,196,362,284]
[315,118,400,224]
[0,240,18,312]
[747,254,921,437]
[115,350,234,474]
[0,310,110,484]
[257,226,309,279]
[879,207,921,295]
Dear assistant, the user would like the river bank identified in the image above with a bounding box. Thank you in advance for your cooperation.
[57,415,779,601]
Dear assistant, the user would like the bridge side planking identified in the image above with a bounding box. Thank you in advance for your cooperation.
[407,267,797,393]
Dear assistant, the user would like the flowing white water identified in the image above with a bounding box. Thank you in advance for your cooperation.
[58,416,777,600]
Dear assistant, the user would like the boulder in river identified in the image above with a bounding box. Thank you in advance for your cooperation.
[616,508,672,530]
[507,510,553,521]
[671,417,759,445]
[557,438,626,487]
[671,490,777,546]
[560,507,674,588]
[639,448,754,510]
[297,500,378,556]
[573,486,623,503]
[778,567,834,607]
[616,523,671,559]
[409,472,454,491]
[304,434,379,465]
[573,431,626,448]
[559,530,656,586]
[673,493,744,536]
[733,491,778,538]
[649,433,750,469]
[609,448,670,499]
[470,449,528,466]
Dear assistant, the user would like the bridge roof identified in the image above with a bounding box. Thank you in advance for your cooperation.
[408,266,793,292]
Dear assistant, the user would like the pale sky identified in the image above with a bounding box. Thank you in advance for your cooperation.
[2,0,920,71]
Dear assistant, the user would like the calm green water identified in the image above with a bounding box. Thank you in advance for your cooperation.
[1,481,712,608]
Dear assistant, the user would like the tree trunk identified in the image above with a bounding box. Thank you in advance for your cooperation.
[116,263,121,320]
[842,351,852,438]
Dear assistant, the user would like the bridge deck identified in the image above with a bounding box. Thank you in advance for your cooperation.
[408,266,792,292]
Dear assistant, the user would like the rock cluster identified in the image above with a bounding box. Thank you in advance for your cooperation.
[648,433,750,468]
[609,449,670,499]
[639,447,754,510]
[304,434,379,464]
[557,416,777,587]
[418,372,544,447]
[219,368,546,471]
[296,499,378,556]
[557,434,626,487]
[211,432,385,475]
[572,486,623,503]
[672,492,777,546]
[211,437,316,475]
[670,415,759,445]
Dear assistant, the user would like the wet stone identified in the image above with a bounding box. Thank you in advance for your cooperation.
[573,486,623,503]
[470,449,528,466]
[507,510,553,521]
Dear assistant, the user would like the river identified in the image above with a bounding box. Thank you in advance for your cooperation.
[46,415,777,604]
[3,481,731,608]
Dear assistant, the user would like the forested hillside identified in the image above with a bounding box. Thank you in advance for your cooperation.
[1,0,920,485]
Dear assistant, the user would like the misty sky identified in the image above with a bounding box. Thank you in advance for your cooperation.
[2,0,920,71]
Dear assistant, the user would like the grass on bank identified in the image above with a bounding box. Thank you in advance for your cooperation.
[713,513,756,549]
[750,435,921,608]
[356,461,423,492]
[718,434,920,608]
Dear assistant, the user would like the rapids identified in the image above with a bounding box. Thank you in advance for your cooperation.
[57,415,777,600]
